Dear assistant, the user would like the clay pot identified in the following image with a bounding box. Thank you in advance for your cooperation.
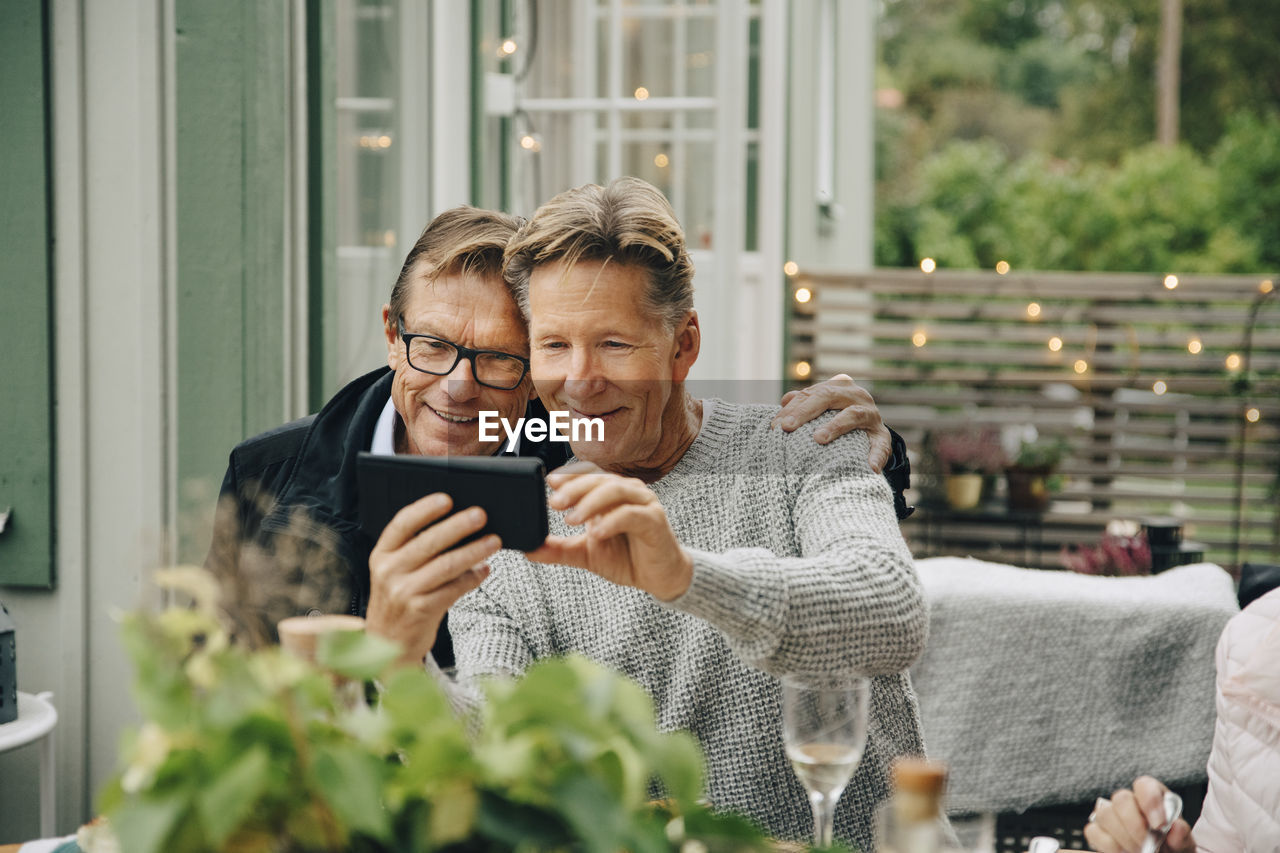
[1005,466,1052,512]
[944,473,984,510]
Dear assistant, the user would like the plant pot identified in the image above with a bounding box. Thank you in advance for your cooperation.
[1006,466,1052,512]
[944,473,984,510]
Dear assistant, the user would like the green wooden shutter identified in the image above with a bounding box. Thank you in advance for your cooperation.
[0,0,56,589]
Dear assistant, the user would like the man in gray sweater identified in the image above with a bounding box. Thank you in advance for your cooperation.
[442,177,928,849]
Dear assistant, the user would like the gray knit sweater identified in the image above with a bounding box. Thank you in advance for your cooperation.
[448,400,929,850]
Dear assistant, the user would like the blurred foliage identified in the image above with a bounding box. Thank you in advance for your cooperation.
[95,567,773,853]
[875,0,1280,272]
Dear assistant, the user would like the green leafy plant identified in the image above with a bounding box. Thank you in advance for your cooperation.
[93,567,771,853]
[1010,436,1071,471]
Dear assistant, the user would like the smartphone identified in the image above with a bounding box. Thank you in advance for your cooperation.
[356,452,548,551]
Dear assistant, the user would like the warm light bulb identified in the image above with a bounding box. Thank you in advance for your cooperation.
[378,135,392,148]
[794,360,812,379]
[783,261,799,276]
[920,257,937,273]
[1246,407,1261,423]
[996,260,1011,275]
[1188,338,1203,355]
[1153,380,1167,395]
[1163,274,1179,290]
[1048,336,1063,352]
[654,152,669,168]
[520,135,537,150]
[794,287,812,304]
[1026,302,1041,318]
[1226,353,1242,371]
[499,39,518,56]
[634,86,650,101]
[912,330,928,348]
[1073,359,1088,374]
[1262,279,1274,294]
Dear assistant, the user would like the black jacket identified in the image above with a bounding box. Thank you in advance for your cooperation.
[206,367,910,665]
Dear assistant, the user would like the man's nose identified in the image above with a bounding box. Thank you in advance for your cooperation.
[443,356,480,401]
[563,349,607,399]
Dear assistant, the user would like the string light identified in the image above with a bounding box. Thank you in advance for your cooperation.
[1026,302,1041,318]
[794,287,812,304]
[1246,407,1261,423]
[1073,359,1089,374]
[1163,274,1179,290]
[1153,380,1167,395]
[996,260,1011,275]
[783,261,799,276]
[912,329,928,348]
[1226,353,1242,371]
[634,86,650,101]
[794,360,812,379]
[499,39,518,56]
[654,152,669,168]
[1188,338,1203,355]
[920,257,936,273]
[1048,336,1063,352]
[519,134,542,152]
[1262,279,1275,294]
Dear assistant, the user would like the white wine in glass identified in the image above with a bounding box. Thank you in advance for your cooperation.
[782,676,870,848]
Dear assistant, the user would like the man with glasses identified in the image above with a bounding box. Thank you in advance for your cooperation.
[205,205,906,664]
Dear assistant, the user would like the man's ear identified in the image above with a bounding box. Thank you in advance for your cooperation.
[671,310,700,383]
[382,304,401,370]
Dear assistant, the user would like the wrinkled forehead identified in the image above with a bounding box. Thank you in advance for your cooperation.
[401,270,528,349]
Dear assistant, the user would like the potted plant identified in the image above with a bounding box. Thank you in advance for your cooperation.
[931,427,1008,510]
[88,567,771,853]
[1005,436,1071,513]
[1060,521,1152,575]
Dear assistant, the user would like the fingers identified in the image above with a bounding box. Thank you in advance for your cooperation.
[1164,819,1196,853]
[393,534,501,599]
[379,506,490,573]
[1092,788,1148,853]
[1132,776,1172,828]
[548,472,616,512]
[771,385,832,432]
[585,502,663,543]
[414,563,491,615]
[864,425,893,472]
[375,492,453,551]
[526,534,588,567]
[557,477,654,526]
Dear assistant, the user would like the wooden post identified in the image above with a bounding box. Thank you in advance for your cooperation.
[1156,0,1182,146]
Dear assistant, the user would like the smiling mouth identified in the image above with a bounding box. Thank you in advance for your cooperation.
[427,404,478,424]
[570,406,623,419]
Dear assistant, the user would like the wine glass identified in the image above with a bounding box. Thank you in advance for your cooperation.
[782,676,870,848]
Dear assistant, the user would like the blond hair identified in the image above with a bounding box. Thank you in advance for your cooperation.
[388,206,525,324]
[503,177,694,329]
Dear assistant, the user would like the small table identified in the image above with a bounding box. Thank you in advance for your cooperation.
[0,692,58,837]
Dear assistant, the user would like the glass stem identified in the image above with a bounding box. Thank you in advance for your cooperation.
[810,792,836,848]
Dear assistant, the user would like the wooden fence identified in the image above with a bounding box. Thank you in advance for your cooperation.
[787,268,1280,570]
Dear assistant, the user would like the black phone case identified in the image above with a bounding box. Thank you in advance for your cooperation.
[356,452,548,551]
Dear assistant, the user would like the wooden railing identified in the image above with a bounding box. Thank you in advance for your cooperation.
[787,268,1280,570]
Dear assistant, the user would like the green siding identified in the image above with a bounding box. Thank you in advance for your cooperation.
[0,0,55,588]
[174,1,295,561]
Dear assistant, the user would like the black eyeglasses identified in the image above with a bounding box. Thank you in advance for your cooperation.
[398,322,530,390]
